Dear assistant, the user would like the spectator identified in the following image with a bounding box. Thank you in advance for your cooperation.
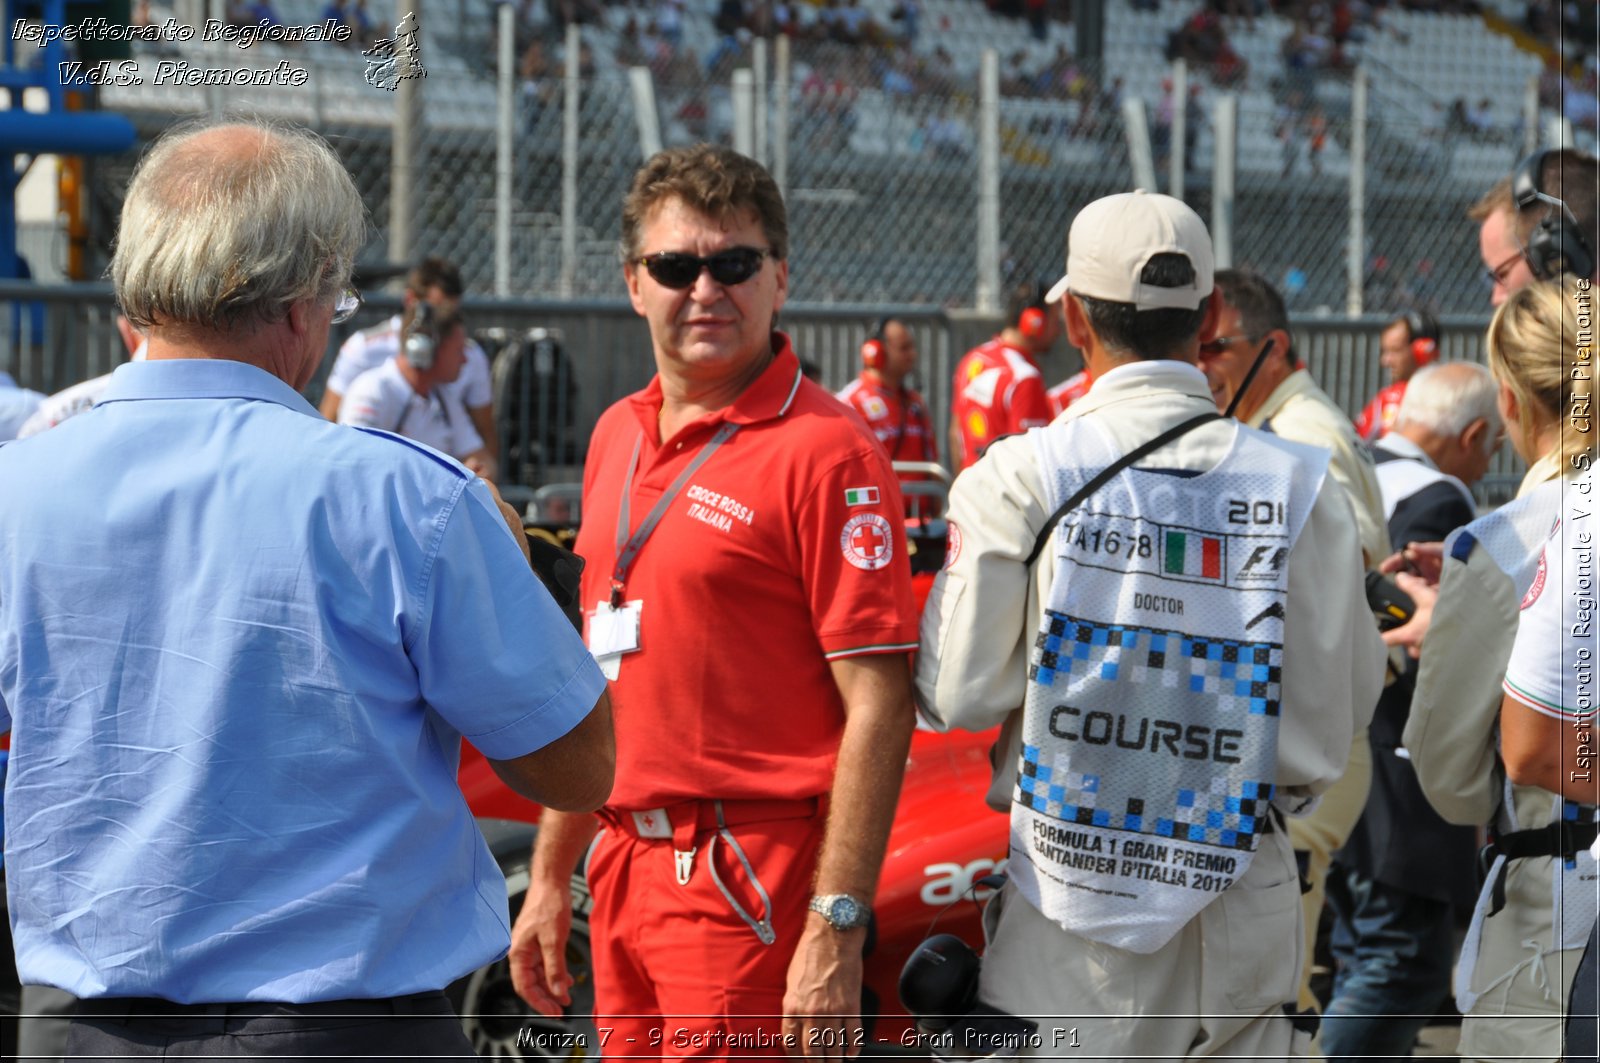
[0,117,612,1062]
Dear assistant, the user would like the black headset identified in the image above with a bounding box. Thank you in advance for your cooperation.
[1511,150,1597,282]
[402,302,437,372]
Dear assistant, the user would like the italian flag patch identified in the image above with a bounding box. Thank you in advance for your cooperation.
[1163,529,1223,580]
[844,486,880,506]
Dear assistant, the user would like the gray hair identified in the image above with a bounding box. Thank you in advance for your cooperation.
[1394,361,1501,452]
[112,118,366,331]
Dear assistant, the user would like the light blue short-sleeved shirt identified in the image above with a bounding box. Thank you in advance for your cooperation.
[0,359,607,1003]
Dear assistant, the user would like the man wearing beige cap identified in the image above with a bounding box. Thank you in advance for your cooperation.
[916,191,1383,1058]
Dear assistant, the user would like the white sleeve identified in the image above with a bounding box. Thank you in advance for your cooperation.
[1504,516,1598,720]
[460,340,493,409]
[337,370,400,430]
[326,332,380,398]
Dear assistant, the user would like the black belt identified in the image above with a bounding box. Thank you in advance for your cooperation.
[1481,818,1600,917]
[74,990,450,1025]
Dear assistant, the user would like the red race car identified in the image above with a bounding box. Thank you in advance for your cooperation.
[448,475,1010,1059]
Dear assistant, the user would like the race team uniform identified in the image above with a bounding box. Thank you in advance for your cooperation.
[0,359,605,1003]
[1403,459,1576,1063]
[325,314,493,410]
[1045,369,1092,417]
[338,358,486,459]
[950,337,1052,469]
[1247,366,1391,1006]
[1354,380,1407,442]
[917,360,1383,1059]
[835,375,937,465]
[574,336,918,1056]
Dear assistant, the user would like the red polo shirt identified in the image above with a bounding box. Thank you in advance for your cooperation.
[835,375,938,464]
[950,336,1052,469]
[575,335,918,810]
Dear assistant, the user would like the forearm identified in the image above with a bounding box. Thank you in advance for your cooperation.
[815,656,916,900]
[531,807,601,888]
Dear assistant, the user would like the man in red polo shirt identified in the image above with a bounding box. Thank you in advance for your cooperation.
[508,143,919,1059]
[1354,309,1438,442]
[836,317,936,467]
[949,282,1057,470]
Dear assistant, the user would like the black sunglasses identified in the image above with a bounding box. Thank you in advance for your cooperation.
[637,247,770,289]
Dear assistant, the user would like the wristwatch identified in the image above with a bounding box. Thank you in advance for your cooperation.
[808,893,872,930]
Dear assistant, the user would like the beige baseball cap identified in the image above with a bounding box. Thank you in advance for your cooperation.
[1044,190,1214,311]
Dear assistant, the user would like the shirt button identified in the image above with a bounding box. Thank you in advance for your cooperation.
[677,442,684,450]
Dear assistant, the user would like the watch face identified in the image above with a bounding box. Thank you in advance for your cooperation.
[830,896,862,926]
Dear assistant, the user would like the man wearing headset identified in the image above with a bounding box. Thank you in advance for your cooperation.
[1353,309,1440,443]
[949,283,1057,471]
[837,317,937,467]
[320,256,500,477]
[337,302,498,479]
[1470,148,1598,307]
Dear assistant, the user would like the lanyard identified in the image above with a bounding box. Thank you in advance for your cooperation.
[611,421,741,606]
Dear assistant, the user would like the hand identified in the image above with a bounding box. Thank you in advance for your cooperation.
[1380,571,1438,659]
[464,448,500,484]
[508,876,575,1017]
[483,479,531,565]
[783,919,867,1061]
[1379,541,1444,586]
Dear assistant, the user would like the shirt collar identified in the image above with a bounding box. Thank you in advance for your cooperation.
[1247,367,1314,428]
[1375,432,1437,470]
[630,332,805,436]
[1063,359,1216,421]
[97,359,322,419]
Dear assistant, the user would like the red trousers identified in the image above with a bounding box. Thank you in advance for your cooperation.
[587,806,824,1059]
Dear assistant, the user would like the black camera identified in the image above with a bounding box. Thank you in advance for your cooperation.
[1364,569,1415,632]
[899,933,1039,1059]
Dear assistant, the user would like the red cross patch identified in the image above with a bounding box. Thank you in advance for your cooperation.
[840,513,895,571]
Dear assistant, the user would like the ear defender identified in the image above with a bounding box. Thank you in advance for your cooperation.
[403,303,437,372]
[861,337,886,372]
[1019,306,1048,342]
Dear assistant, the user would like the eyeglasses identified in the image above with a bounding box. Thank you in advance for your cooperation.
[331,286,362,324]
[636,247,770,289]
[1483,250,1526,289]
[1199,334,1250,356]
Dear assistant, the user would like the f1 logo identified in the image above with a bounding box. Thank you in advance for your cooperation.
[1237,544,1288,579]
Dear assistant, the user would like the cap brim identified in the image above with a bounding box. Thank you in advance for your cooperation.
[1044,274,1071,304]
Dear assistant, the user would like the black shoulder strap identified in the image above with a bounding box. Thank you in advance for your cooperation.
[1024,413,1224,567]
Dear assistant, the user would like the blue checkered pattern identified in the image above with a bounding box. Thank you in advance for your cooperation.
[1016,744,1274,850]
[1029,613,1283,716]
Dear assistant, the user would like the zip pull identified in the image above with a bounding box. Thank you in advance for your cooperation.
[674,847,696,885]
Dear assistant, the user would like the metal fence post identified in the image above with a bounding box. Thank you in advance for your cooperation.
[754,37,768,166]
[1346,65,1366,318]
[1121,95,1157,192]
[1524,75,1541,156]
[495,0,512,297]
[560,22,579,299]
[629,67,663,159]
[733,69,755,157]
[1212,92,1236,269]
[977,49,1000,315]
[774,35,790,199]
[1169,58,1186,200]
[390,0,419,266]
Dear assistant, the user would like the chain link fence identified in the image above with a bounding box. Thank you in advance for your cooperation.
[61,1,1559,316]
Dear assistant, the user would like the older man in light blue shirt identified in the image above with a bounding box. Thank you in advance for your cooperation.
[0,119,613,1060]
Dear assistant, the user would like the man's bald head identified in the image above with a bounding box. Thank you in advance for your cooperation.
[113,119,366,333]
[1393,360,1501,485]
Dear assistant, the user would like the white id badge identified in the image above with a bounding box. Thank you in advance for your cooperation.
[588,600,642,679]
